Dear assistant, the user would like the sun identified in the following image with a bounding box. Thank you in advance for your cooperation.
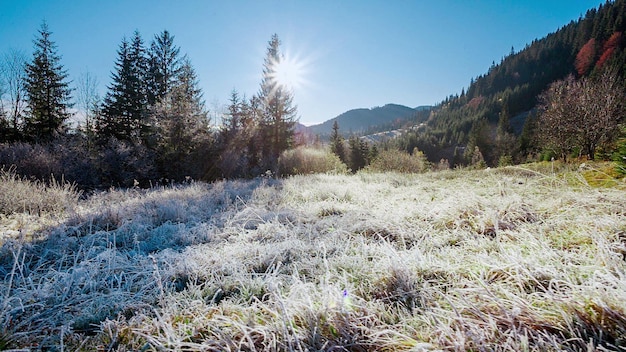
[270,51,309,93]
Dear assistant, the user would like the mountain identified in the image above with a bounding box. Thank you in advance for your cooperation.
[395,0,626,166]
[307,104,431,137]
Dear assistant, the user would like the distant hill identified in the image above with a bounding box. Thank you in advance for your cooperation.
[307,104,431,137]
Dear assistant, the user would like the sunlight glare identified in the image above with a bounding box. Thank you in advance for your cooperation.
[271,51,309,93]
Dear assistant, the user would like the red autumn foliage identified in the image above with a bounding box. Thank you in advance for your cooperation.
[596,32,622,69]
[575,38,597,76]
[466,96,484,110]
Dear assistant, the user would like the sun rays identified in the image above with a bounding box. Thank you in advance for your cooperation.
[268,50,310,94]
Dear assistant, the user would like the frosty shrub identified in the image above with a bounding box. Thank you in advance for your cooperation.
[0,138,101,188]
[0,167,80,215]
[367,148,430,173]
[95,137,157,188]
[278,146,347,176]
[0,142,62,181]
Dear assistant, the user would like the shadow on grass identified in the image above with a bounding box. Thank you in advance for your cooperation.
[0,176,284,349]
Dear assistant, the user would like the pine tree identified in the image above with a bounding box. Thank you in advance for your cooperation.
[147,30,181,106]
[329,120,346,163]
[218,90,247,178]
[495,100,517,164]
[256,34,298,171]
[23,22,73,141]
[348,136,368,172]
[154,57,210,180]
[100,32,148,142]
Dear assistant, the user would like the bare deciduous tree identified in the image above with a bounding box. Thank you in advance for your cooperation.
[578,69,625,158]
[76,70,100,133]
[538,69,624,160]
[1,49,28,135]
[538,75,580,161]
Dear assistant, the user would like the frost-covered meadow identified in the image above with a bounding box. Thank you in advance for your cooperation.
[1,166,626,351]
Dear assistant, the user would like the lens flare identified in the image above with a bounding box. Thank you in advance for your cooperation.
[269,50,309,93]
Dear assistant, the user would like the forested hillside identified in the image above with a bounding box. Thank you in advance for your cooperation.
[396,0,626,166]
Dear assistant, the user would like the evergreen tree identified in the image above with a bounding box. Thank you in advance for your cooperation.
[519,112,538,159]
[174,57,205,117]
[100,32,148,141]
[495,101,517,163]
[23,22,73,141]
[256,34,298,171]
[147,30,181,106]
[464,118,492,165]
[348,136,369,172]
[154,57,210,180]
[329,120,346,163]
[218,90,248,178]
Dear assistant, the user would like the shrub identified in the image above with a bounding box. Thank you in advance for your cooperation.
[613,130,626,176]
[0,137,100,188]
[367,148,430,173]
[278,147,347,176]
[95,138,157,188]
[0,142,62,181]
[498,154,514,167]
[0,167,80,215]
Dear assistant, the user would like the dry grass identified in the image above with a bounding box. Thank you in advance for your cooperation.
[0,167,80,217]
[1,164,625,351]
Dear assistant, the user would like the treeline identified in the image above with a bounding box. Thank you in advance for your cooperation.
[395,0,626,167]
[0,24,296,188]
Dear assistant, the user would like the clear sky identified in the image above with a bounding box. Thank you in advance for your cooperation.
[0,0,606,126]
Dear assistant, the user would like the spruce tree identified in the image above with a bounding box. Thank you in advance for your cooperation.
[23,22,73,141]
[154,57,209,180]
[100,32,148,141]
[147,30,181,106]
[330,120,346,163]
[495,101,517,164]
[256,34,298,171]
[348,136,368,172]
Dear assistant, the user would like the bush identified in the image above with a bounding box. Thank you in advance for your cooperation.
[95,138,157,188]
[613,130,626,176]
[278,147,347,176]
[0,142,63,181]
[0,167,80,215]
[367,148,430,173]
[0,137,101,188]
[498,155,514,167]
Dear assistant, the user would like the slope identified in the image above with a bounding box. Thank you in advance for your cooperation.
[397,0,626,166]
[308,103,431,137]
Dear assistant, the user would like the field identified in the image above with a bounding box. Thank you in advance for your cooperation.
[1,164,626,351]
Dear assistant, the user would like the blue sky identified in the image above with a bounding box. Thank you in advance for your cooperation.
[0,0,605,126]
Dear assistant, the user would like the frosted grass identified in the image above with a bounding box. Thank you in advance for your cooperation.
[1,167,625,350]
